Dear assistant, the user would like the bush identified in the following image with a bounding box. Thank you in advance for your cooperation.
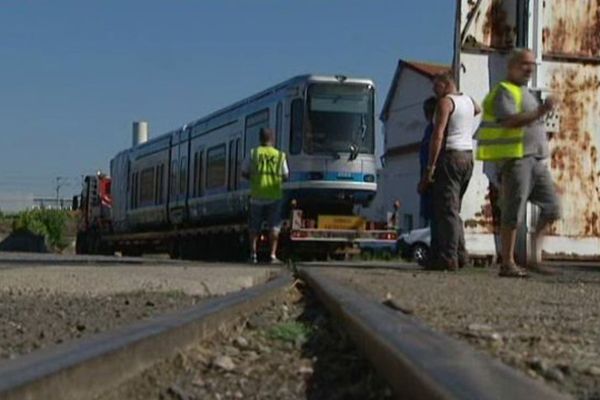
[12,209,72,251]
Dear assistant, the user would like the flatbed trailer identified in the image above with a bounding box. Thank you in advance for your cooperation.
[75,175,398,261]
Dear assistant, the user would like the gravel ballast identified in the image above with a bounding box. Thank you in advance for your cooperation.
[319,265,600,400]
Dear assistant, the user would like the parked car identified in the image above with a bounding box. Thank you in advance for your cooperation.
[398,227,499,267]
[397,227,430,266]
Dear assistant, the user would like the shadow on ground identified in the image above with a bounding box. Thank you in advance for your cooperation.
[297,285,393,400]
[0,230,48,253]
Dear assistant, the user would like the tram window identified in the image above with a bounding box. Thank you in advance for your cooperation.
[154,166,160,204]
[156,164,164,204]
[276,102,282,146]
[228,140,235,191]
[206,144,226,189]
[290,98,303,154]
[140,167,155,205]
[130,172,134,208]
[193,153,198,197]
[131,172,137,209]
[197,151,204,196]
[179,157,187,194]
[160,164,165,203]
[170,160,178,197]
[131,172,139,209]
[244,108,269,154]
[235,138,241,189]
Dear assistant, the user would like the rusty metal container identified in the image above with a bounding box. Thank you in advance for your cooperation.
[458,0,600,258]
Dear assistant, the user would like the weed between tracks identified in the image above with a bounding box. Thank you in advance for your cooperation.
[98,284,393,400]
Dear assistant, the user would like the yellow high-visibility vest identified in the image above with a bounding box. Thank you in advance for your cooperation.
[476,81,525,161]
[250,146,285,200]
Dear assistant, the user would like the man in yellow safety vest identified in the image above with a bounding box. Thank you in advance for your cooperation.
[476,48,561,277]
[241,127,289,263]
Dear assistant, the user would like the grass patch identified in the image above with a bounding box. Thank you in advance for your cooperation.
[267,321,312,344]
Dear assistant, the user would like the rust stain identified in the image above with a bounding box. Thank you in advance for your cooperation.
[548,64,600,237]
[482,0,515,49]
[543,0,600,57]
[463,0,516,49]
[466,185,497,234]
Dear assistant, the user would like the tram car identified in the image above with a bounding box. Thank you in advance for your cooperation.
[110,74,378,234]
[76,74,397,259]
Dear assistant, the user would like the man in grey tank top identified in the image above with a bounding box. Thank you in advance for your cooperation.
[418,72,481,270]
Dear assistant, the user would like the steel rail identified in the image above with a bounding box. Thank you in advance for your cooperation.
[0,272,291,400]
[298,267,572,400]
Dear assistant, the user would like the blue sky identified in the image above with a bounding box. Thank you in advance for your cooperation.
[0,1,455,211]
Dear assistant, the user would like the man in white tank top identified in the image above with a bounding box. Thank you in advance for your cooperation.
[418,72,481,270]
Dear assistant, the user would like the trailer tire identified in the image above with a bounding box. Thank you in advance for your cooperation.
[75,233,87,255]
[122,246,142,257]
[168,239,180,260]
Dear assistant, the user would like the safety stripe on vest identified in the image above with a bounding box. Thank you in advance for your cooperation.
[477,136,523,145]
[477,123,524,140]
[477,142,524,160]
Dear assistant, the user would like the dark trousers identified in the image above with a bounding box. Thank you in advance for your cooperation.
[430,150,474,269]
[488,181,502,260]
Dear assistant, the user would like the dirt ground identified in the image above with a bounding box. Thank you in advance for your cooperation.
[0,289,205,360]
[0,264,276,361]
[319,265,600,400]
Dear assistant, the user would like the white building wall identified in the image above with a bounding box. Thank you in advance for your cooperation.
[384,68,435,150]
[363,67,436,229]
[359,153,422,231]
[384,154,422,230]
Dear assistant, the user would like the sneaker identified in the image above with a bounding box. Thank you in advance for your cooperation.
[498,263,529,278]
[249,253,258,264]
[270,254,283,264]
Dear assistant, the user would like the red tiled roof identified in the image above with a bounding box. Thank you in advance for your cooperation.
[403,60,450,78]
[380,59,450,121]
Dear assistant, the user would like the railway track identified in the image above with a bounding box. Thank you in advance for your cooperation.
[0,265,572,400]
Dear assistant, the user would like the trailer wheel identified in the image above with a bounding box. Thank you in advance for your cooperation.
[75,233,87,255]
[122,246,142,257]
[168,239,180,259]
[275,230,292,262]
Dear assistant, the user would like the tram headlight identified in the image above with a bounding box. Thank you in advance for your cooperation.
[309,172,324,180]
[363,174,375,182]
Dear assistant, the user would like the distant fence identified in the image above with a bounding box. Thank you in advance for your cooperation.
[33,198,73,210]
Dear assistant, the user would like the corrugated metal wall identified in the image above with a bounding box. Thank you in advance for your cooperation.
[459,0,600,256]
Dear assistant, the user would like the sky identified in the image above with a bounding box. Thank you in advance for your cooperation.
[0,1,455,211]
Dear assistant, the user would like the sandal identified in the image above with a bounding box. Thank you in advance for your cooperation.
[498,263,529,278]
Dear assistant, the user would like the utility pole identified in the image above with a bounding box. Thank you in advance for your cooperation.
[55,177,66,209]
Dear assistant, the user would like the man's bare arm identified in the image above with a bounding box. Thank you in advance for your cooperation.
[427,97,452,172]
[499,97,554,128]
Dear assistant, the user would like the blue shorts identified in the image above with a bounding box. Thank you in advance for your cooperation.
[249,200,282,234]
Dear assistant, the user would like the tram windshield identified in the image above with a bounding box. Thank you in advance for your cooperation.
[305,83,374,156]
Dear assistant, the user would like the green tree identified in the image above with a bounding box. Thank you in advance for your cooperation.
[13,209,72,250]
